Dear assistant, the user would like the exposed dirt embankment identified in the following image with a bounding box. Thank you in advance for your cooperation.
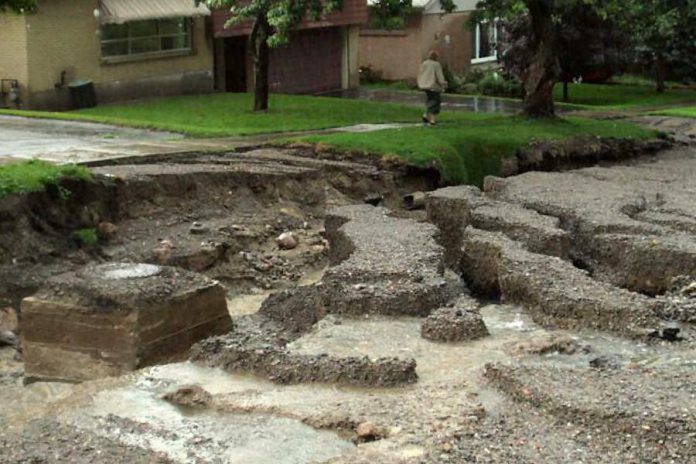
[509,136,669,176]
[0,148,436,312]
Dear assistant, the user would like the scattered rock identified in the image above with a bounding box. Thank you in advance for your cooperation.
[421,303,489,343]
[0,330,17,347]
[650,323,683,342]
[162,384,212,408]
[506,334,592,356]
[589,355,621,370]
[96,221,118,241]
[363,193,384,206]
[355,421,385,443]
[189,222,209,235]
[0,307,18,333]
[681,281,696,296]
[152,239,176,264]
[276,232,299,250]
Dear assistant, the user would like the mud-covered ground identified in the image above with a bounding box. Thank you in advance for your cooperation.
[2,135,696,463]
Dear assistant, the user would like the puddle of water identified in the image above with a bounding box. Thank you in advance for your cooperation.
[140,362,275,395]
[287,303,696,381]
[287,304,549,384]
[226,269,325,317]
[68,377,354,464]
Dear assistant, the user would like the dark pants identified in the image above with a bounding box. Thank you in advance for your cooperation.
[425,90,441,115]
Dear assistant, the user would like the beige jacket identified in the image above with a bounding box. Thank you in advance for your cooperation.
[417,59,447,92]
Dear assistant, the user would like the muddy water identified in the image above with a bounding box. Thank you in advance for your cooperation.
[4,301,696,463]
[288,304,696,380]
[65,383,354,464]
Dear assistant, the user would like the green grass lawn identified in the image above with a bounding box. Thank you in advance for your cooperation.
[655,107,696,118]
[0,160,91,198]
[0,93,437,138]
[554,83,696,109]
[296,114,656,185]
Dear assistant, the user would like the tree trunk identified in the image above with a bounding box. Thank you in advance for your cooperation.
[521,0,561,118]
[655,53,667,93]
[563,79,569,102]
[250,15,270,111]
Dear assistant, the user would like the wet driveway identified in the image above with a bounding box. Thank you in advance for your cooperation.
[0,115,184,164]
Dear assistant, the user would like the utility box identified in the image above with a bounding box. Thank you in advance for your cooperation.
[68,79,97,109]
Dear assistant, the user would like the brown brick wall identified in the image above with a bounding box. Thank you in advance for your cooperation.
[269,27,343,94]
[360,11,474,82]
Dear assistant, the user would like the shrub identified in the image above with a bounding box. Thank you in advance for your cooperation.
[478,72,523,97]
[443,65,463,94]
[72,228,98,247]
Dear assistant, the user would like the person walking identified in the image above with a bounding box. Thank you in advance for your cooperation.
[417,50,447,126]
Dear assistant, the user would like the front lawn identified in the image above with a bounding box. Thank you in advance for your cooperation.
[0,160,91,198]
[554,83,696,109]
[296,114,656,185]
[0,94,436,137]
[655,107,696,119]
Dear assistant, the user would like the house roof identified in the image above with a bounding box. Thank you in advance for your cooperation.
[98,0,210,25]
[367,0,478,15]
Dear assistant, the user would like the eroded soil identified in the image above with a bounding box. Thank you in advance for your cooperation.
[2,140,696,463]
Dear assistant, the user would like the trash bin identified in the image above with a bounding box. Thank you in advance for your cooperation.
[68,79,97,109]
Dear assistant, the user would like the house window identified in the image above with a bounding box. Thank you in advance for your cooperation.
[472,20,501,64]
[101,18,192,59]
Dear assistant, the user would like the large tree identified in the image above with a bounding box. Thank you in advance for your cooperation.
[0,0,36,12]
[206,0,346,111]
[611,0,696,92]
[475,0,564,117]
[497,2,628,103]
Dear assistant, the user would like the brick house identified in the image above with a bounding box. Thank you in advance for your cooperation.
[0,0,366,110]
[360,0,500,82]
[210,0,366,94]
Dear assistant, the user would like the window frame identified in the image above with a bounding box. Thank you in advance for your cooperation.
[471,19,500,64]
[100,17,194,64]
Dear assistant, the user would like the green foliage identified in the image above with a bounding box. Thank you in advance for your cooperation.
[442,65,462,93]
[0,0,36,13]
[297,114,655,185]
[369,0,412,30]
[72,228,98,247]
[205,0,344,48]
[462,68,486,85]
[478,72,523,98]
[0,160,91,198]
[610,0,696,87]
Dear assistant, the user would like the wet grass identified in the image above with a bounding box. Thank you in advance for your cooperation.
[0,94,439,137]
[554,83,696,109]
[296,115,657,185]
[655,107,696,119]
[0,160,91,198]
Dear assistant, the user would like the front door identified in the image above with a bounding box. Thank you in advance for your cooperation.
[225,37,247,92]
